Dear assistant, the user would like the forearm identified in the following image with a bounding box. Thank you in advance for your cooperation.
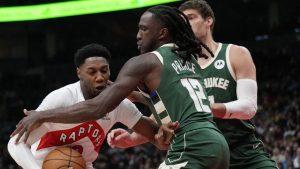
[8,136,40,169]
[210,103,226,118]
[41,83,131,124]
[40,99,103,123]
[212,79,257,120]
[132,116,159,145]
[128,91,149,105]
[126,132,149,147]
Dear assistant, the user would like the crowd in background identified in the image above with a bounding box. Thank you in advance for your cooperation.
[0,40,299,169]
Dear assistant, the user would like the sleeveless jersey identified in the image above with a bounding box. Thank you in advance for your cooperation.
[201,43,256,147]
[143,43,213,132]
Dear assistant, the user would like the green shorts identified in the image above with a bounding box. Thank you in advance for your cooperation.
[229,136,278,169]
[159,126,229,169]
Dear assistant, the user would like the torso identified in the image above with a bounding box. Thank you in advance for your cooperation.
[142,43,215,133]
[30,82,142,168]
[200,43,256,148]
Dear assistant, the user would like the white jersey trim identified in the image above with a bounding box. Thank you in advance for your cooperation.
[225,44,236,81]
[151,51,163,64]
[167,133,186,163]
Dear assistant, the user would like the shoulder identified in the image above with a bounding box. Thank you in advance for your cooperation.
[228,44,254,67]
[116,98,137,110]
[47,83,76,98]
[229,44,251,58]
[128,53,161,66]
[37,82,80,110]
[119,52,162,77]
[228,44,256,79]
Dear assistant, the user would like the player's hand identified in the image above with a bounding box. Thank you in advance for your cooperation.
[107,80,113,86]
[107,128,132,148]
[127,91,148,105]
[10,109,43,144]
[154,121,179,150]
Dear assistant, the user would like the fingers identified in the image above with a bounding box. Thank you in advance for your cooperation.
[107,80,113,86]
[14,127,25,144]
[155,123,177,146]
[107,128,126,148]
[15,129,25,144]
[107,132,115,148]
[154,132,169,150]
[168,121,179,130]
[23,109,30,115]
[161,126,174,144]
[10,118,25,138]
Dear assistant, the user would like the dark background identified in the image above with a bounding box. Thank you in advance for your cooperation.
[0,0,299,168]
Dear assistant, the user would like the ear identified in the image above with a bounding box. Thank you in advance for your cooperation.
[158,28,169,40]
[205,16,213,29]
[76,68,81,79]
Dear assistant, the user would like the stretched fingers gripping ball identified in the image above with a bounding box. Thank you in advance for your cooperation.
[42,147,86,169]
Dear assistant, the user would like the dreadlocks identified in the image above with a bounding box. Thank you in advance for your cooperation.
[147,5,213,61]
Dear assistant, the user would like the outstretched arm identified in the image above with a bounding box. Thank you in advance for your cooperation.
[12,53,163,143]
[108,120,179,149]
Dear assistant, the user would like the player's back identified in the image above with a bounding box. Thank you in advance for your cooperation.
[146,43,216,132]
[149,44,230,169]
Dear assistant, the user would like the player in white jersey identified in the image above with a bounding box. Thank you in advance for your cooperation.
[7,44,176,169]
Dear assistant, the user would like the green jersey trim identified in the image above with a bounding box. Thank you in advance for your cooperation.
[200,43,222,69]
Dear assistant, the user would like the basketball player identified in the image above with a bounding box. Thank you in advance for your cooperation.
[108,1,279,168]
[12,6,230,169]
[179,0,278,168]
[7,43,177,169]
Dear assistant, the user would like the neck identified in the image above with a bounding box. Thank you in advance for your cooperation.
[200,34,218,58]
[80,82,91,100]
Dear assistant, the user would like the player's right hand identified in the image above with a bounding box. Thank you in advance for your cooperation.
[154,121,179,150]
[10,109,43,144]
[107,128,133,148]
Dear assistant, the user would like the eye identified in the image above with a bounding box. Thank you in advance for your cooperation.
[187,14,196,20]
[101,69,108,74]
[139,26,147,31]
[87,70,96,75]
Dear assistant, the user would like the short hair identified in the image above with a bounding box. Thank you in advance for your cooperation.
[147,5,213,61]
[74,43,111,68]
[179,0,215,31]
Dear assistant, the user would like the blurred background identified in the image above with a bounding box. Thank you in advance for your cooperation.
[0,0,299,168]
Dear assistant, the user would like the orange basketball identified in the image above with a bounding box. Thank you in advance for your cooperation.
[42,147,86,169]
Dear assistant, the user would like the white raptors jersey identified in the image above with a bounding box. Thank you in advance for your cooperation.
[26,81,142,169]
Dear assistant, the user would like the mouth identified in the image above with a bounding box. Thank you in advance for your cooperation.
[137,42,142,50]
[95,86,105,92]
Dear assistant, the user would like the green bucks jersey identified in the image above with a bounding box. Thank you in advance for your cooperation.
[143,43,213,132]
[201,43,256,147]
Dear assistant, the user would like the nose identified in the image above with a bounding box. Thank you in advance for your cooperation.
[95,72,105,83]
[136,30,141,40]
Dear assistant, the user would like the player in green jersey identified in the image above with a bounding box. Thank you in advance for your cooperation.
[12,5,229,169]
[178,0,278,169]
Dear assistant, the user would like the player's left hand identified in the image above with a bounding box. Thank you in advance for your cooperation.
[10,109,43,144]
[154,121,179,150]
